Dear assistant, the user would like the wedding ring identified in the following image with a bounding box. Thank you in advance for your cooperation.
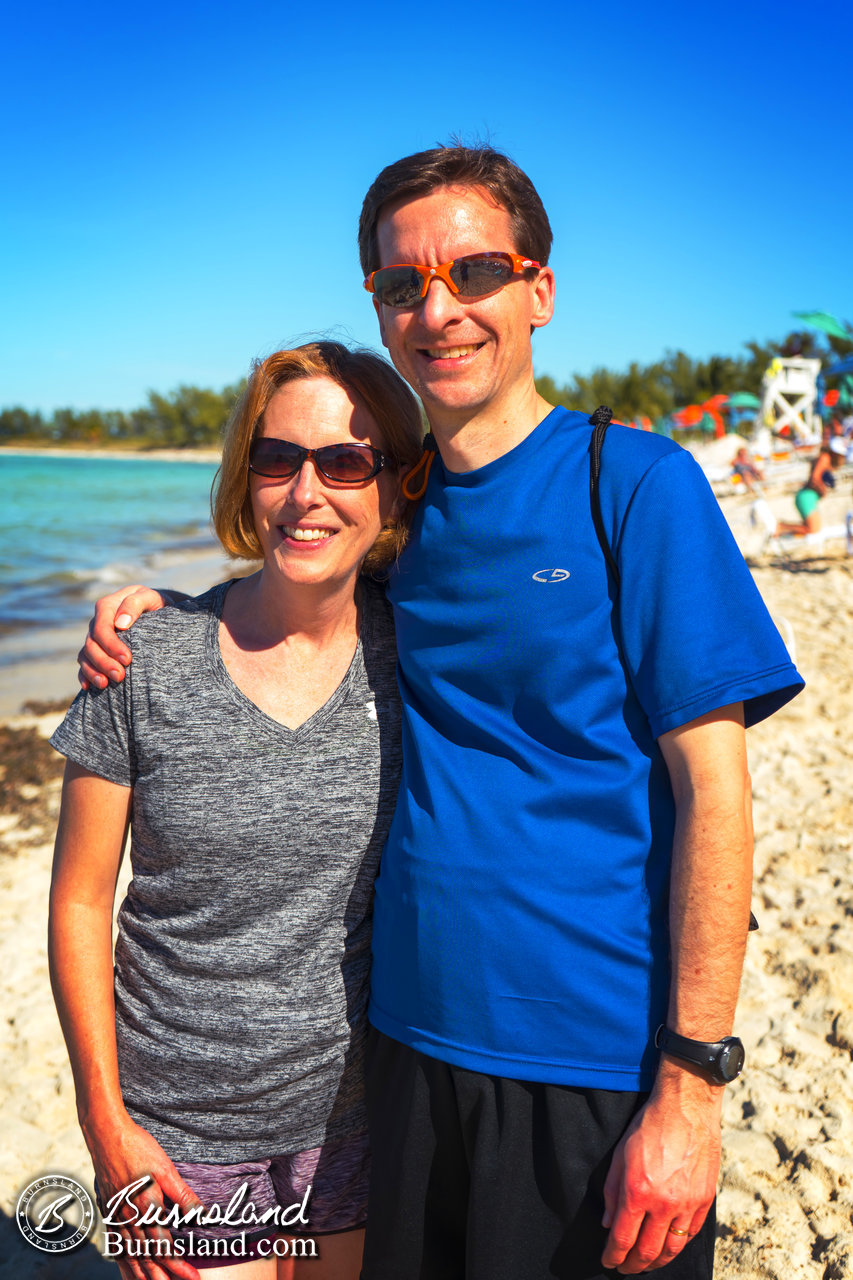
[667,1226,690,1237]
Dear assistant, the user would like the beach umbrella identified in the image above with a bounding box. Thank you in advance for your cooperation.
[836,377,853,410]
[676,405,704,427]
[792,311,853,340]
[727,392,761,409]
[699,396,727,438]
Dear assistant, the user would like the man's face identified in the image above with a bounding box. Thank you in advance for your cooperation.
[372,185,554,428]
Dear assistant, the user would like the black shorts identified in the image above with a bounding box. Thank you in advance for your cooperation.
[361,1030,715,1280]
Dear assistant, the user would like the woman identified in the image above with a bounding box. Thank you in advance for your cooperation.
[775,437,847,535]
[49,342,423,1280]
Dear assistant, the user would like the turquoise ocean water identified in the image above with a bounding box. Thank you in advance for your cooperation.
[0,453,221,637]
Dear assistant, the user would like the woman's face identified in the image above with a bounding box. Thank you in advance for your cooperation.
[249,376,400,592]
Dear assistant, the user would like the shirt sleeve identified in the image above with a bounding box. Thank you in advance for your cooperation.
[613,448,804,738]
[50,651,136,786]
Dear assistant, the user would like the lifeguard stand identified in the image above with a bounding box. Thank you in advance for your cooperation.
[758,357,821,443]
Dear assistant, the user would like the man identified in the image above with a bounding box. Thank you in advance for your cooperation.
[83,145,801,1279]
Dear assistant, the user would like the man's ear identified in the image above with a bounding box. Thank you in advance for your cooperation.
[373,296,389,349]
[530,266,555,331]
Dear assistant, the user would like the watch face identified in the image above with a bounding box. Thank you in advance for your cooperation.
[719,1040,745,1082]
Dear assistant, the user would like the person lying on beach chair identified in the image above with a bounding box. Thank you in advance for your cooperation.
[731,446,764,493]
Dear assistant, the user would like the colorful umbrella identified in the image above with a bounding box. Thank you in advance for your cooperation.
[727,392,761,409]
[792,311,853,340]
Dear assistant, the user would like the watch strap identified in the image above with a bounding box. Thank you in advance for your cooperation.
[655,1025,744,1083]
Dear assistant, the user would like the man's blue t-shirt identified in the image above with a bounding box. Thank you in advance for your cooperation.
[369,408,803,1089]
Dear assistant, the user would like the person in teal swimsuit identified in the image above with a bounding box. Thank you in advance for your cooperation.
[776,438,847,535]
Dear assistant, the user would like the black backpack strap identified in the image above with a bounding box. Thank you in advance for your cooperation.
[588,405,620,585]
[588,407,759,932]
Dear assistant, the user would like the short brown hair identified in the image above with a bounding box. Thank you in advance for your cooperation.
[213,341,424,573]
[358,143,553,277]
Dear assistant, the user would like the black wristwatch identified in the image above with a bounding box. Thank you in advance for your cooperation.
[655,1025,745,1085]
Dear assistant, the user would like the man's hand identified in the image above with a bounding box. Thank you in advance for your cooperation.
[78,587,167,690]
[601,1062,720,1273]
[601,703,751,1272]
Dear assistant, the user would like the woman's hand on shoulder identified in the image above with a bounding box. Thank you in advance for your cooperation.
[85,1110,203,1280]
[78,586,168,690]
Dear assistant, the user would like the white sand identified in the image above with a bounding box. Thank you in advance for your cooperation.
[1,446,221,464]
[714,519,852,1276]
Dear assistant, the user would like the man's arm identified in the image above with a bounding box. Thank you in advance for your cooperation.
[77,587,176,689]
[601,703,752,1275]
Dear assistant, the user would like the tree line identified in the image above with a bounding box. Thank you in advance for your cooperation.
[533,329,853,426]
[0,382,246,449]
[2,329,851,450]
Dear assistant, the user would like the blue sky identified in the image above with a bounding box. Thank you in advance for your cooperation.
[2,0,851,413]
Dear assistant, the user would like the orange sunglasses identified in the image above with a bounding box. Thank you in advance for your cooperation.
[364,251,540,308]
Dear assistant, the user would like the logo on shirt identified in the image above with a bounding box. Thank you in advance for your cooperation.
[532,568,571,583]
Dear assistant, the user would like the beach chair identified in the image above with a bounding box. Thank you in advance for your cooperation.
[751,498,853,557]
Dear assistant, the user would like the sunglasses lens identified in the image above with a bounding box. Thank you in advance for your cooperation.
[251,440,380,484]
[451,254,515,296]
[371,266,424,307]
[249,439,303,477]
[372,255,523,308]
[317,445,379,482]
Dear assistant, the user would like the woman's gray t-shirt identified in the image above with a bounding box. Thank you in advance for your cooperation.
[51,578,402,1162]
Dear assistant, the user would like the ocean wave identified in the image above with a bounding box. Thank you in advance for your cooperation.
[1,453,223,646]
[0,534,222,636]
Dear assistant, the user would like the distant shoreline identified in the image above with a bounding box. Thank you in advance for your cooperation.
[1,445,221,464]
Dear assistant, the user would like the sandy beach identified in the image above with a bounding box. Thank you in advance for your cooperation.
[1,471,851,1277]
[1,446,223,464]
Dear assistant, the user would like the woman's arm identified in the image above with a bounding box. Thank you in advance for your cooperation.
[809,452,832,496]
[49,762,202,1280]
